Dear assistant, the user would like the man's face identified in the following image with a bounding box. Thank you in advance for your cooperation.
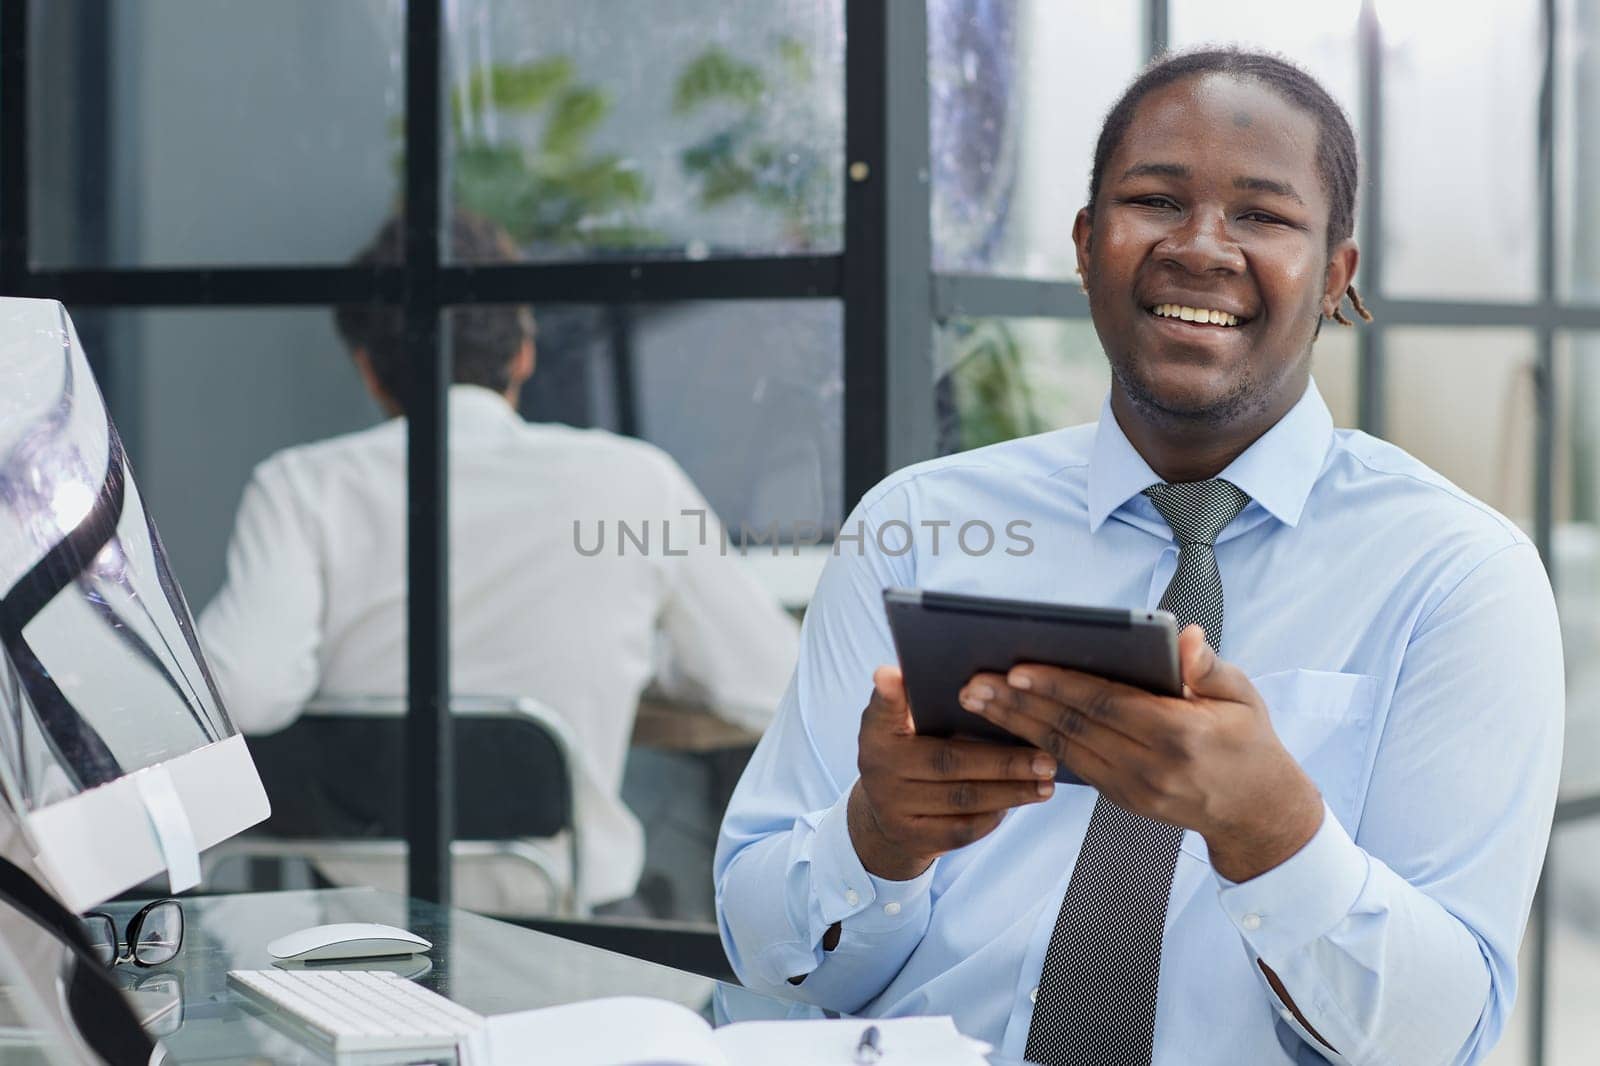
[1074,73,1355,430]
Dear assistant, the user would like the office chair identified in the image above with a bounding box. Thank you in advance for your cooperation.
[203,695,585,916]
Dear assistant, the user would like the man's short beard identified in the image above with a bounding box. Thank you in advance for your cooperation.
[1108,355,1261,429]
[1108,313,1322,431]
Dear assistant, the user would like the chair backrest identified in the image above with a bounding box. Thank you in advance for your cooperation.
[246,698,574,842]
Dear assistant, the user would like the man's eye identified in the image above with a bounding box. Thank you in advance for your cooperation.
[1133,196,1178,210]
[1241,211,1285,225]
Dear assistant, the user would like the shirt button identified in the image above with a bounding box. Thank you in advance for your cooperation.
[882,901,901,917]
[1241,913,1263,931]
[845,889,860,907]
[1029,986,1039,1004]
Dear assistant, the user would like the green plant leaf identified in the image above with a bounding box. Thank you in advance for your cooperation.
[672,40,835,236]
[947,321,1047,449]
[697,161,756,205]
[542,86,610,158]
[416,54,664,250]
[775,36,812,84]
[482,59,573,112]
[681,128,748,174]
[559,156,651,209]
[573,222,664,249]
[450,58,574,129]
[672,47,766,113]
[451,142,540,243]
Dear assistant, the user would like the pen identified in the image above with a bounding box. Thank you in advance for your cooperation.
[853,1023,882,1064]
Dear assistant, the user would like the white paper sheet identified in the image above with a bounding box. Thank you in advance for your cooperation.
[711,1015,991,1066]
[465,999,992,1066]
[474,996,725,1066]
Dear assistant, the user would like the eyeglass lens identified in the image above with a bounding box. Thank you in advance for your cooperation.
[132,901,183,966]
[82,900,184,966]
[82,914,117,967]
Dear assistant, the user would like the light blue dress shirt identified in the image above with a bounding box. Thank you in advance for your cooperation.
[715,382,1564,1065]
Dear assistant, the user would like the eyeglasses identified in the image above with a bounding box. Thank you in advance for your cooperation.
[113,971,185,1037]
[81,898,184,968]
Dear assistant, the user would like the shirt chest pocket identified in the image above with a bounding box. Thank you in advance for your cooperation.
[1251,668,1379,831]
[1178,668,1379,866]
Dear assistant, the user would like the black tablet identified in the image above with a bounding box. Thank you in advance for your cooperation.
[882,588,1182,783]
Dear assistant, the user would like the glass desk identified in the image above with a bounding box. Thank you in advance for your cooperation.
[101,887,1008,1064]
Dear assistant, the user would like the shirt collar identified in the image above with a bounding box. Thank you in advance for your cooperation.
[1086,379,1334,533]
[446,383,519,422]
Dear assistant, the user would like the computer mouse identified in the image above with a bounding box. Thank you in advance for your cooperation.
[266,922,432,962]
[273,954,435,981]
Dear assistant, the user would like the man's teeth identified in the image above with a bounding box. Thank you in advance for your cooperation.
[1150,304,1240,327]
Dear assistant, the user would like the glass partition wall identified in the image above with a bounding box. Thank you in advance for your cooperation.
[4,2,1598,1062]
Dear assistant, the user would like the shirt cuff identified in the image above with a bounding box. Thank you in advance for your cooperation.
[1215,801,1369,961]
[808,786,937,934]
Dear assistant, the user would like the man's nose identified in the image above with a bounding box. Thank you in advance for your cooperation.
[1155,209,1245,274]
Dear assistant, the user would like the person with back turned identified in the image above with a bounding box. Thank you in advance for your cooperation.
[716,50,1561,1065]
[201,212,799,917]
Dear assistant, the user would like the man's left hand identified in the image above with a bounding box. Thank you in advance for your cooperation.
[959,624,1324,883]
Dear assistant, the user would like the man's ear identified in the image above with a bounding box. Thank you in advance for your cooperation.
[1321,238,1360,317]
[350,347,379,392]
[350,347,402,417]
[1072,207,1094,283]
[511,337,535,385]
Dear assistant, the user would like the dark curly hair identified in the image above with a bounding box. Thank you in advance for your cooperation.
[1087,48,1371,325]
[333,211,537,409]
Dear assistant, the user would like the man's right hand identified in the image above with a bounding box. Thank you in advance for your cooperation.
[847,664,1058,881]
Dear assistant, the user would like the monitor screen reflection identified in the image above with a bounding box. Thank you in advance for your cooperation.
[0,299,234,812]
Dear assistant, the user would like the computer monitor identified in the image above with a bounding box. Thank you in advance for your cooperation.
[0,297,269,912]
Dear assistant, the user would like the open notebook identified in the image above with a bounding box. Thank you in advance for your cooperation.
[459,997,993,1066]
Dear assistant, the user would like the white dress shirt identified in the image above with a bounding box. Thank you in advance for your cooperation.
[200,384,799,914]
[716,382,1563,1064]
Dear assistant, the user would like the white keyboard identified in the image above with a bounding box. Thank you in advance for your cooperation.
[228,968,485,1060]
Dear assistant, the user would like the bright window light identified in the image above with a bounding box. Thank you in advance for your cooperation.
[1197,0,1361,41]
[49,481,95,533]
[1375,0,1495,50]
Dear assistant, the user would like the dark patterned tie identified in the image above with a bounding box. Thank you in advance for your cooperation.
[1024,478,1250,1066]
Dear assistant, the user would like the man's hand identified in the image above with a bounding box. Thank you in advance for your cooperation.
[848,665,1059,881]
[958,625,1324,882]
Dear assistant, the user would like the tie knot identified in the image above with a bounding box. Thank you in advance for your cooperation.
[1142,479,1251,545]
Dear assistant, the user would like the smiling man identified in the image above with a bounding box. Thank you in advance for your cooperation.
[714,49,1562,1066]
